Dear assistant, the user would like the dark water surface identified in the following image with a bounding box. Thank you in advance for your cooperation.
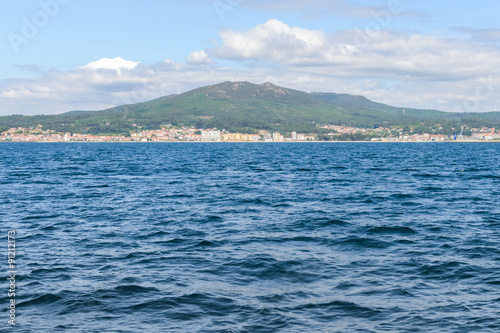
[1,143,500,332]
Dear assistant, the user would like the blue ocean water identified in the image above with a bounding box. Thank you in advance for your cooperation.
[1,142,500,332]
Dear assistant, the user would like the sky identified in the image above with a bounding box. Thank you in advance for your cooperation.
[1,0,500,115]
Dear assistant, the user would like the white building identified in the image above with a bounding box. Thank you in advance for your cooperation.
[201,130,221,141]
[273,132,284,142]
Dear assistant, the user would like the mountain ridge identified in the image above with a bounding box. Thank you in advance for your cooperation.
[1,81,499,135]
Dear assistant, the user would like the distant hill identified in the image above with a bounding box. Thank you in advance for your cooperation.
[1,81,499,135]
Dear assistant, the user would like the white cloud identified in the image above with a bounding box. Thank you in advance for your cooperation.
[187,51,213,65]
[0,58,270,115]
[82,57,140,71]
[211,19,329,62]
[209,20,500,83]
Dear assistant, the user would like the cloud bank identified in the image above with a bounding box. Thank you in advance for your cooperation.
[1,19,500,116]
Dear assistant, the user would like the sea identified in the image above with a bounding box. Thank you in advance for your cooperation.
[1,142,500,332]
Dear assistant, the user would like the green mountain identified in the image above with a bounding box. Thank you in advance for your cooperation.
[1,81,499,135]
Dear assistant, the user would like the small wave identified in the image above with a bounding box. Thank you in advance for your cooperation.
[366,226,417,235]
[194,240,219,247]
[272,202,292,207]
[237,197,270,205]
[334,236,392,249]
[158,194,194,199]
[22,215,61,221]
[84,184,111,188]
[41,225,58,231]
[417,261,481,282]
[390,193,415,199]
[124,292,241,317]
[414,172,440,178]
[292,217,349,228]
[18,293,63,307]
[30,267,70,276]
[322,218,350,226]
[420,186,444,191]
[199,215,224,223]
[7,172,32,177]
[293,300,382,319]
[222,256,321,283]
[112,285,160,295]
[136,230,170,239]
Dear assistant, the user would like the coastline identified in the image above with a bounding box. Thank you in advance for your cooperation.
[1,140,499,144]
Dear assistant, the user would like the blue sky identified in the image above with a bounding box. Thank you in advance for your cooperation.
[1,0,500,115]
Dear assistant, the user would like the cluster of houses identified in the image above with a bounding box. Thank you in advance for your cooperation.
[1,125,499,142]
[0,126,315,142]
[472,132,500,140]
[372,129,500,142]
[372,134,448,142]
[201,130,316,142]
[321,125,500,142]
